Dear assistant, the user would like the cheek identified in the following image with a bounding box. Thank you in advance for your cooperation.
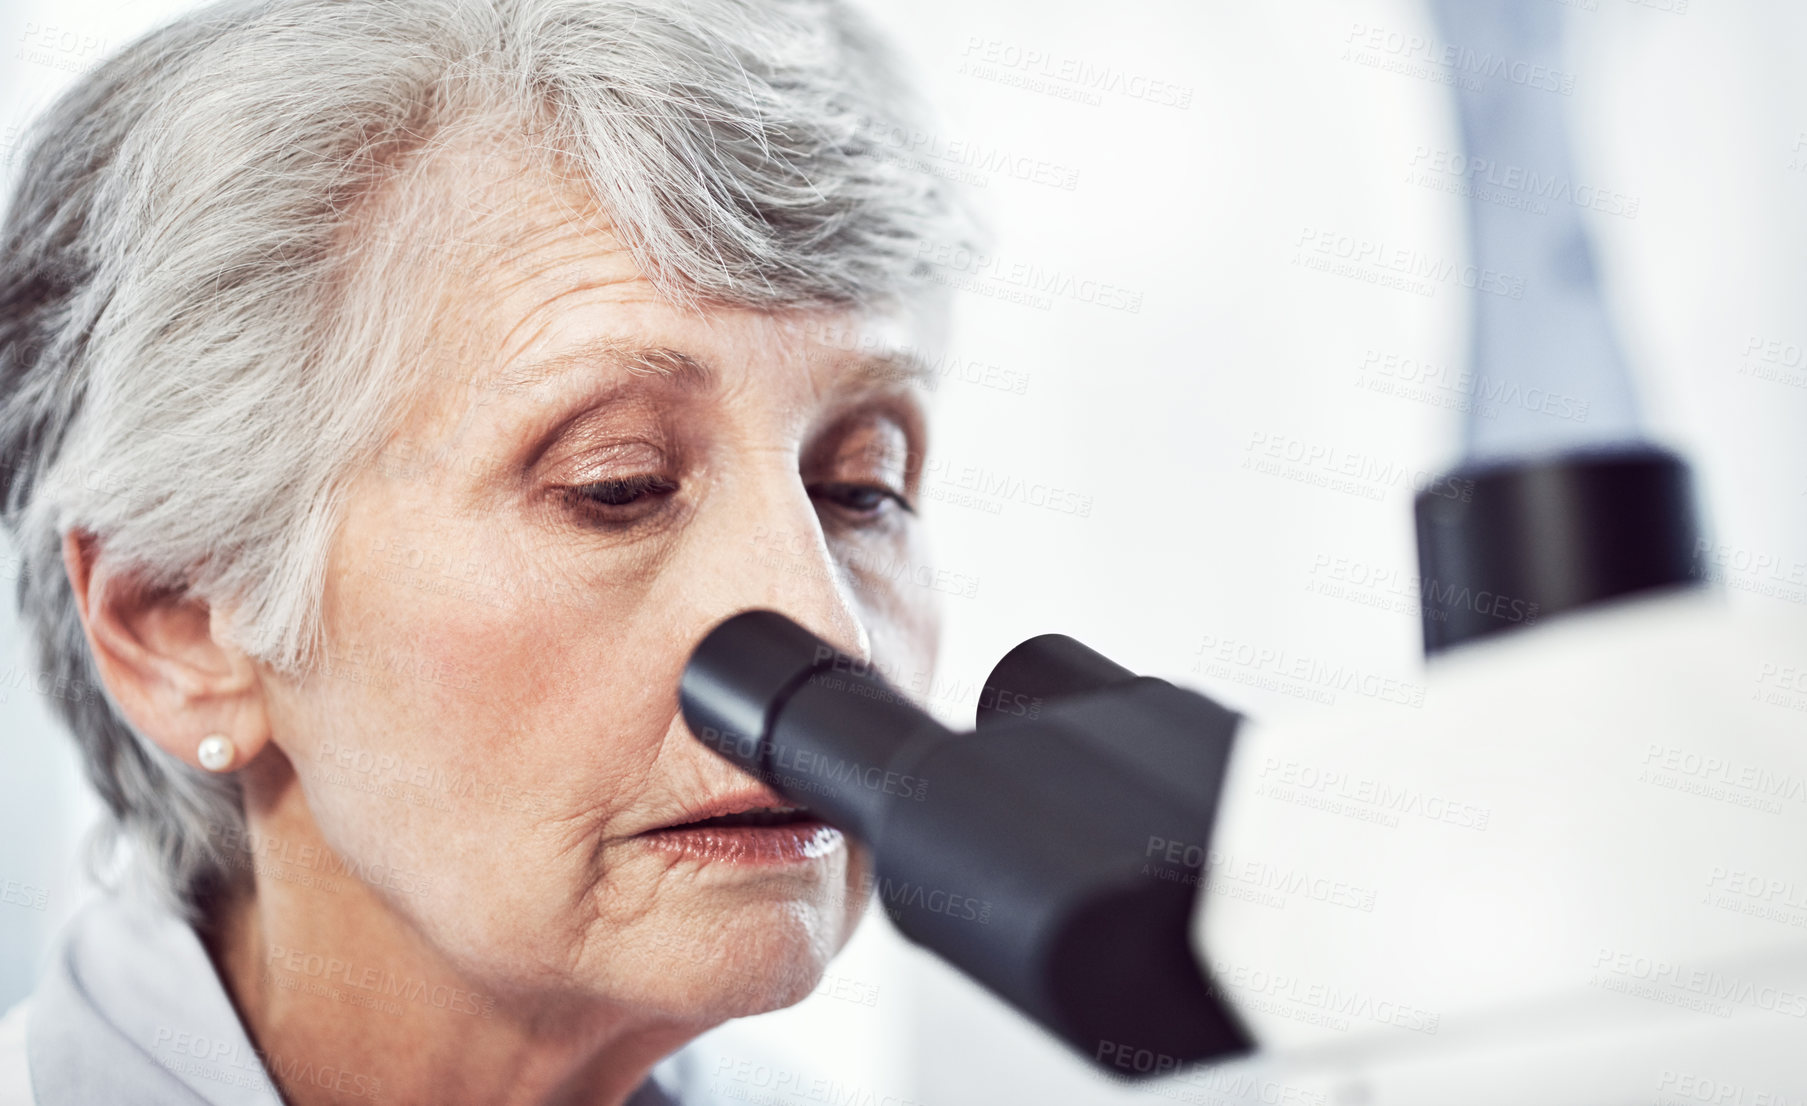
[281,495,682,975]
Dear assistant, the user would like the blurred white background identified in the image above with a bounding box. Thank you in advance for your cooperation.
[4,0,1806,1102]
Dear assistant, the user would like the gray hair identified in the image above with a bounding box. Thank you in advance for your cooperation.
[0,0,974,921]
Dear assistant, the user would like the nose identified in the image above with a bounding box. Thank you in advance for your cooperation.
[670,466,889,800]
[696,472,872,671]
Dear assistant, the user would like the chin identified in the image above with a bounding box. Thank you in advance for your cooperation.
[593,901,843,1018]
[630,947,831,1023]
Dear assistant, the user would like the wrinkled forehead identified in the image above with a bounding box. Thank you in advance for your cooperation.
[357,135,948,432]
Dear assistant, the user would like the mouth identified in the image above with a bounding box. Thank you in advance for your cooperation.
[661,805,815,830]
[639,799,842,864]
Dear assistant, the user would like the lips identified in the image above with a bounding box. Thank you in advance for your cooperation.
[670,805,811,829]
[645,787,819,833]
[637,788,840,864]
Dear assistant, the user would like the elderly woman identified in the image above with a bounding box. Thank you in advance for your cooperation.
[0,0,971,1101]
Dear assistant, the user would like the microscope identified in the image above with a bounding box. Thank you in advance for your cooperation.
[680,444,1807,1101]
[681,4,1807,1093]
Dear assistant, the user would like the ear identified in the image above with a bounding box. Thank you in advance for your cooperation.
[61,530,271,772]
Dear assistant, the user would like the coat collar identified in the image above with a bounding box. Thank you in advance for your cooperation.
[27,883,688,1105]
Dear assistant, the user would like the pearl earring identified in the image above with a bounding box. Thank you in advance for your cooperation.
[197,734,237,772]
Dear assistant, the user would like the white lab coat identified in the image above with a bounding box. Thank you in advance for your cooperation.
[0,881,715,1105]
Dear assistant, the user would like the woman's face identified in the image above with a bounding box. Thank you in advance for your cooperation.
[253,162,942,1024]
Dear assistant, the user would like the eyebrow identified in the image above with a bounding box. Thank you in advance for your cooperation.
[489,338,717,394]
[491,337,936,398]
[837,350,937,394]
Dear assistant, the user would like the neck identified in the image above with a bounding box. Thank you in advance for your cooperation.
[204,776,706,1106]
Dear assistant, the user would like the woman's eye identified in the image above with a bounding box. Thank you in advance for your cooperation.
[808,481,914,519]
[563,474,680,521]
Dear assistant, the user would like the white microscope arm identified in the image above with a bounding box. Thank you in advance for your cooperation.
[1183,587,1807,1103]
